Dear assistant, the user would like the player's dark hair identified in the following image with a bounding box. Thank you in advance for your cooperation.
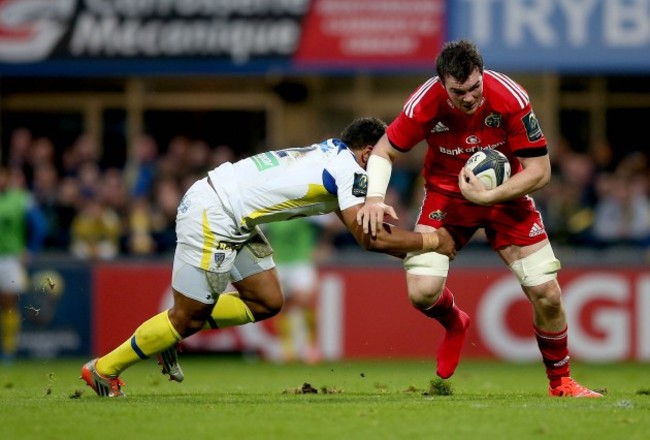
[436,39,484,84]
[340,117,386,150]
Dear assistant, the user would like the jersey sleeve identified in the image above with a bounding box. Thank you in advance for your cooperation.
[386,77,441,151]
[506,102,547,156]
[327,151,367,211]
[386,112,429,152]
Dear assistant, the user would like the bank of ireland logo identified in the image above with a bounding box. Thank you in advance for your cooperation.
[0,0,76,62]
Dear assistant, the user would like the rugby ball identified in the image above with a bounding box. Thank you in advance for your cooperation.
[464,149,511,190]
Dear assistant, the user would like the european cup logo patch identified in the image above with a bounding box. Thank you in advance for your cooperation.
[521,111,543,142]
[352,173,368,197]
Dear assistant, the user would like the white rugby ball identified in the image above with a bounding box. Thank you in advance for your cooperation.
[464,149,511,190]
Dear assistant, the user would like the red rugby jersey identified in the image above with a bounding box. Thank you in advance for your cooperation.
[386,70,548,198]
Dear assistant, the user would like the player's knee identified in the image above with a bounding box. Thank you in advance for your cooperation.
[168,307,209,337]
[259,295,284,320]
[406,273,445,310]
[509,243,561,287]
[404,251,448,309]
[526,282,563,316]
[244,289,284,321]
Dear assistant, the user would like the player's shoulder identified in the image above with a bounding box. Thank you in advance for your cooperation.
[320,138,360,174]
[484,70,531,113]
[402,76,446,118]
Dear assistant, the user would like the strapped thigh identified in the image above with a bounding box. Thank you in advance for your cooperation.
[508,243,561,287]
[403,250,449,277]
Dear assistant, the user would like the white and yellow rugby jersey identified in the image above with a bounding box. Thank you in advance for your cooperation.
[207,138,368,233]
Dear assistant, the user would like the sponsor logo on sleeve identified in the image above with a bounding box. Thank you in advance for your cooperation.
[251,152,280,171]
[352,173,367,197]
[521,111,543,142]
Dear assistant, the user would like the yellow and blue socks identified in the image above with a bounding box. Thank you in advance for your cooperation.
[204,292,255,329]
[96,311,181,377]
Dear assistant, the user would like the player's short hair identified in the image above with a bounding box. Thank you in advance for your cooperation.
[340,117,386,151]
[436,39,484,84]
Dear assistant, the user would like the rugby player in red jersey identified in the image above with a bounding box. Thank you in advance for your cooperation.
[357,40,602,397]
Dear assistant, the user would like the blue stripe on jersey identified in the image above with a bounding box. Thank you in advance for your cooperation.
[333,138,359,164]
[332,138,346,153]
[322,169,337,194]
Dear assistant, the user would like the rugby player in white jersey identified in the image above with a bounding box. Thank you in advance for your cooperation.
[81,117,457,397]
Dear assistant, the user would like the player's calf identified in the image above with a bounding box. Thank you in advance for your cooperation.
[436,308,471,379]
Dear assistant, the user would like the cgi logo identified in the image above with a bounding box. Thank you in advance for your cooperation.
[0,0,75,62]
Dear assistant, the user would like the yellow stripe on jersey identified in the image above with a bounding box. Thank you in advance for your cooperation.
[242,183,332,227]
[200,209,216,270]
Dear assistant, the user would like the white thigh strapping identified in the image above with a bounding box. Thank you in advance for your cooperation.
[403,250,449,277]
[508,243,561,287]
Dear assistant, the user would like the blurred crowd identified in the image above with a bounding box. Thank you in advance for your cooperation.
[539,139,650,249]
[3,127,650,261]
[5,128,240,259]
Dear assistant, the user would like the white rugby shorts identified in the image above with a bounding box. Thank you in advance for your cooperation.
[172,177,275,303]
[0,256,27,294]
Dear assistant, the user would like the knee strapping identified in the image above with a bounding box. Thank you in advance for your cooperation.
[509,243,561,287]
[403,250,449,277]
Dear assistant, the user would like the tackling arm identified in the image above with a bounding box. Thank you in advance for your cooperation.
[340,206,456,259]
[356,134,404,236]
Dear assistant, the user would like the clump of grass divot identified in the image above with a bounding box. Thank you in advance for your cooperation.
[423,378,453,396]
[374,382,388,392]
[69,389,84,399]
[320,386,343,394]
[403,385,423,394]
[282,382,318,394]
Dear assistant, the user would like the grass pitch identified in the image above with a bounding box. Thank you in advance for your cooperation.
[1,356,648,440]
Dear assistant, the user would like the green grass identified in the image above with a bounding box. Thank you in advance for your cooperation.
[1,357,649,440]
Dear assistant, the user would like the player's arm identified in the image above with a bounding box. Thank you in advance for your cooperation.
[460,154,551,206]
[356,133,403,236]
[340,205,456,259]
